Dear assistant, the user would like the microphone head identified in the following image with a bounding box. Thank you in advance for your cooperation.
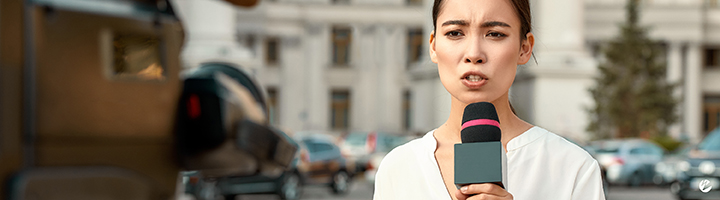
[461,102,501,143]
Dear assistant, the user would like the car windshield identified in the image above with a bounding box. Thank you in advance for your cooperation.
[344,132,367,146]
[592,140,622,154]
[596,148,619,153]
[698,131,720,151]
[303,140,334,153]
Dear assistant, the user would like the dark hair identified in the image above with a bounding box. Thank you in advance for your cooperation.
[432,0,532,40]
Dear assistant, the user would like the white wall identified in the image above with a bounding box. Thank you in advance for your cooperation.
[533,74,596,141]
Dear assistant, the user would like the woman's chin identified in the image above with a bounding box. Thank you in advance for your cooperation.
[458,95,498,105]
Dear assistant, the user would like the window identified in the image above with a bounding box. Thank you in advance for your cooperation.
[403,90,412,130]
[709,0,719,7]
[704,96,720,134]
[407,28,424,68]
[236,34,256,54]
[406,0,422,6]
[265,37,280,66]
[705,47,720,68]
[331,90,351,130]
[332,27,352,66]
[267,87,278,125]
[112,34,164,80]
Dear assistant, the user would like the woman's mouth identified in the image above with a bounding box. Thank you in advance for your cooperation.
[461,73,488,89]
[465,75,486,82]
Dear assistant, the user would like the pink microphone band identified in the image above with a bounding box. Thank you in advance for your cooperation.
[461,119,500,130]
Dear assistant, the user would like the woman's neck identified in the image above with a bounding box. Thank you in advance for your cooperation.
[435,93,533,150]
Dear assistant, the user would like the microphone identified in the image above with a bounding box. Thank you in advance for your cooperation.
[454,102,507,189]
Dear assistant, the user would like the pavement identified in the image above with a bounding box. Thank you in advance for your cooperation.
[606,186,677,200]
[237,177,374,200]
[238,179,689,200]
[180,174,703,200]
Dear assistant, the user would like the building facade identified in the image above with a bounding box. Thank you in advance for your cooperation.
[176,0,720,142]
[581,0,720,142]
[233,0,428,134]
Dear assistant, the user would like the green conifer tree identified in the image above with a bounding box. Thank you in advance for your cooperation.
[587,0,678,139]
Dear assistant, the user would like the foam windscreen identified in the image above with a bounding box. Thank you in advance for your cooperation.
[461,102,501,143]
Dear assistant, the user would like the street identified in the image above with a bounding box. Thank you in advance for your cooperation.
[234,175,692,200]
[606,186,676,200]
[235,175,374,200]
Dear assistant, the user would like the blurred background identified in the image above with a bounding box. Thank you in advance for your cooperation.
[2,0,720,199]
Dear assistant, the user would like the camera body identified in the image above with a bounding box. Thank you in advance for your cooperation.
[0,0,293,199]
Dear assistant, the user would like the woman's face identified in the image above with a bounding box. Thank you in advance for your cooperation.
[430,0,533,105]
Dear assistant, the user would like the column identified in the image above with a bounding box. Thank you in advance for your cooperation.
[172,0,253,68]
[279,36,306,131]
[667,42,683,139]
[376,25,403,132]
[685,43,703,143]
[353,24,378,131]
[527,0,596,140]
[533,0,592,67]
[304,23,330,130]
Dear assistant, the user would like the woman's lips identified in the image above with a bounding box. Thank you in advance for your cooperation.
[461,72,488,89]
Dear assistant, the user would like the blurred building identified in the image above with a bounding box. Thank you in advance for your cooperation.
[173,0,428,135]
[514,0,720,143]
[175,0,720,142]
[228,0,428,134]
[584,0,720,143]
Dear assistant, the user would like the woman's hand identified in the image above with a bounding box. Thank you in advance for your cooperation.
[454,183,513,200]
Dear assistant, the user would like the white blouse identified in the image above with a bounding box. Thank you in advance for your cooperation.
[373,126,606,200]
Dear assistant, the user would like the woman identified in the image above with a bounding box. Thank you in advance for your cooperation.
[372,0,605,199]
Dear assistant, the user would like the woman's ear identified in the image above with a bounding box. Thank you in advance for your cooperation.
[517,32,535,65]
[429,31,438,64]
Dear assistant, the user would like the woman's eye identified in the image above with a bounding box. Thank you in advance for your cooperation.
[445,31,463,37]
[486,32,507,38]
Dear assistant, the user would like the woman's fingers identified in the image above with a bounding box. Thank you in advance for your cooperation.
[454,183,513,200]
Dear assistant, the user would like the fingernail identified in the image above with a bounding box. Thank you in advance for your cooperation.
[461,186,467,193]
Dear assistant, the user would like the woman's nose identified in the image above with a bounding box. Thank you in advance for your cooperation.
[464,36,485,64]
[465,58,483,64]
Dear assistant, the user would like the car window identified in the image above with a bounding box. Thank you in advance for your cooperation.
[596,148,619,154]
[629,147,644,155]
[698,131,720,151]
[649,144,664,156]
[314,143,333,153]
[304,141,334,153]
[592,140,621,154]
[344,133,367,146]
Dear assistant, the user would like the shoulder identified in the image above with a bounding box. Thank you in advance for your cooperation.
[378,135,428,169]
[377,131,434,174]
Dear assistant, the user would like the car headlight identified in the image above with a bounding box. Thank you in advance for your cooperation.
[699,161,716,175]
[655,163,667,173]
[677,161,691,172]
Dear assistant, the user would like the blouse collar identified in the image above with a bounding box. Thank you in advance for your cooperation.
[506,126,546,152]
[424,126,547,152]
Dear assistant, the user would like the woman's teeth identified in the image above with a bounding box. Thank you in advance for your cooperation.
[466,75,484,82]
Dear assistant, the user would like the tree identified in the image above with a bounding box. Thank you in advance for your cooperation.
[587,0,678,139]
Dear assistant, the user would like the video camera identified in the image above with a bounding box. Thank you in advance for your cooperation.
[0,0,296,199]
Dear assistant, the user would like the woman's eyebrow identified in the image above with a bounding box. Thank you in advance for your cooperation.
[441,20,469,27]
[441,20,511,28]
[481,21,511,28]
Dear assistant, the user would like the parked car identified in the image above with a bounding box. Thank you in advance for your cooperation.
[591,139,665,187]
[339,131,413,183]
[217,133,354,200]
[181,170,222,200]
[653,144,694,186]
[674,128,720,200]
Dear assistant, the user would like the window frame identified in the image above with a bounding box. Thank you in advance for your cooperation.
[331,26,353,67]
